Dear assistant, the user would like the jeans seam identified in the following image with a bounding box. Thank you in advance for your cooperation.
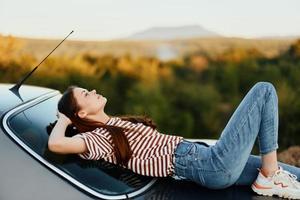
[259,88,278,154]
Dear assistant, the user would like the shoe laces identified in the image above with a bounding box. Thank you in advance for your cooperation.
[274,166,299,186]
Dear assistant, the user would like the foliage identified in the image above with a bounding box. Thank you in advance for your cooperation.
[1,35,300,152]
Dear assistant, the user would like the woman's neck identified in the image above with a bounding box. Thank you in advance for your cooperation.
[87,111,110,124]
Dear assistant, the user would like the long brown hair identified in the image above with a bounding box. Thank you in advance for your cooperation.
[53,85,157,166]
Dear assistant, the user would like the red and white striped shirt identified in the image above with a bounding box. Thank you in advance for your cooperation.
[75,116,183,177]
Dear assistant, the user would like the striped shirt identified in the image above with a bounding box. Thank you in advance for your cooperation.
[75,116,184,177]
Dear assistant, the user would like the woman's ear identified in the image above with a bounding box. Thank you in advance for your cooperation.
[77,110,87,119]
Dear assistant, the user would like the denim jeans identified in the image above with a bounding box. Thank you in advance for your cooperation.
[172,82,300,189]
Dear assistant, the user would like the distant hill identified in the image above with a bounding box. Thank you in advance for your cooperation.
[3,35,296,60]
[125,25,221,40]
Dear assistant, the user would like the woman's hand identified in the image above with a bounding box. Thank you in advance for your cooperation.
[56,111,72,125]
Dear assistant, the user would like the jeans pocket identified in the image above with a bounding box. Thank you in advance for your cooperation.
[174,141,196,177]
[174,140,195,157]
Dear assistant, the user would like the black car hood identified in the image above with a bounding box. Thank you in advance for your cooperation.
[0,83,59,115]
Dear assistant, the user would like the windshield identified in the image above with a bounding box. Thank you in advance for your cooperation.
[7,94,154,197]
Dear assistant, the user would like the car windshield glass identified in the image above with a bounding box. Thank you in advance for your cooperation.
[7,94,153,196]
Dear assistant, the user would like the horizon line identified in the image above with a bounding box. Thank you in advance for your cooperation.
[1,32,300,42]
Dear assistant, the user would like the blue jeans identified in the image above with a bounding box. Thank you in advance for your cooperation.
[172,82,300,189]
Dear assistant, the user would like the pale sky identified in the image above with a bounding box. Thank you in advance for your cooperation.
[1,0,300,41]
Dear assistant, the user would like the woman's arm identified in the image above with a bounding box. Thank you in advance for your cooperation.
[48,112,87,154]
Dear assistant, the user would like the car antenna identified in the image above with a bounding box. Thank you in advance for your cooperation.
[9,30,74,101]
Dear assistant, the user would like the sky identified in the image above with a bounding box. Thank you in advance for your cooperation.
[1,0,300,41]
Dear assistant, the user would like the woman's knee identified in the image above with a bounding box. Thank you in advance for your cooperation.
[254,81,275,92]
[253,81,277,100]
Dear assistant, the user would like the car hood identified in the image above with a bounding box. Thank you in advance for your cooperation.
[0,83,59,115]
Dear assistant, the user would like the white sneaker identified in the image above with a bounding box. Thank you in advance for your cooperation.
[252,166,300,199]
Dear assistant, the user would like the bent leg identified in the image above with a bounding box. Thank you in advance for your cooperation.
[208,82,279,186]
[234,155,300,186]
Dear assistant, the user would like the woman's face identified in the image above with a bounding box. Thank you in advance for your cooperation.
[72,87,107,118]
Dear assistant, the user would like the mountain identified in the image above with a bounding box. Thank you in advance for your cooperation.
[124,25,221,40]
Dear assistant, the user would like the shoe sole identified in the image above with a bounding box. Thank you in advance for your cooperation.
[252,184,300,199]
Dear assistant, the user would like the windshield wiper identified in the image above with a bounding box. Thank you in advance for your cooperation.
[9,30,74,101]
